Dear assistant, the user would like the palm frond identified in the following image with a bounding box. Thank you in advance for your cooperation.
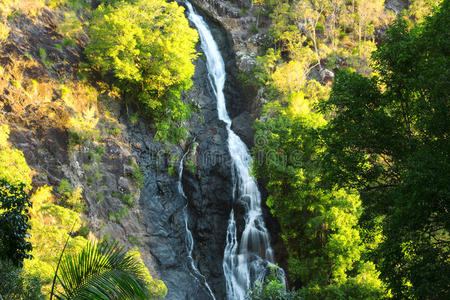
[55,241,150,300]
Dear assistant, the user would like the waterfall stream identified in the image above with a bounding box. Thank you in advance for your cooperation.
[178,148,216,299]
[185,2,283,299]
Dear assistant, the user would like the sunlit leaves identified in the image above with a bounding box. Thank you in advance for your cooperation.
[85,0,198,143]
[54,241,166,299]
[0,124,9,149]
[319,2,450,298]
[24,185,87,294]
[0,125,32,189]
[0,180,32,266]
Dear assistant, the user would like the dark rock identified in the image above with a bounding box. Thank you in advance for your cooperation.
[231,111,254,148]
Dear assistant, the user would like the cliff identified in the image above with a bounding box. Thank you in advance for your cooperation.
[0,0,265,298]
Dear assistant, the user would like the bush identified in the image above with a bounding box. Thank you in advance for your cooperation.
[130,158,144,187]
[247,267,295,300]
[0,147,32,189]
[0,259,44,300]
[0,180,33,265]
[85,0,198,143]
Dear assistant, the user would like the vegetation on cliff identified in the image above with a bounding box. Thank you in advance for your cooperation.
[85,0,198,143]
[0,0,196,297]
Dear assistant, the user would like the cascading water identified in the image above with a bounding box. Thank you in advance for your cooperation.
[185,2,284,299]
[178,148,216,299]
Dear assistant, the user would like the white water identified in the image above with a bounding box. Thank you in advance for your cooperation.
[185,2,282,299]
[178,151,216,300]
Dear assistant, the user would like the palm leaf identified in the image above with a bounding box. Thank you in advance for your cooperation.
[55,241,150,299]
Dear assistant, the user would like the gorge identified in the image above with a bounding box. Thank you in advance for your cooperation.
[1,0,447,299]
[185,2,283,299]
[126,1,284,298]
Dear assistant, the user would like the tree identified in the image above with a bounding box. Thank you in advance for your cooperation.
[253,105,385,298]
[320,1,450,297]
[51,241,167,299]
[293,0,330,67]
[24,185,88,294]
[0,180,32,266]
[0,124,32,189]
[357,0,384,47]
[85,0,198,142]
[408,0,442,22]
[0,259,44,300]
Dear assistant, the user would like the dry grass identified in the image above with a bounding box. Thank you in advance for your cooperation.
[8,0,45,16]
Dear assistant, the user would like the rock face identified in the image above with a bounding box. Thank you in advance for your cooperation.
[126,2,287,298]
[120,6,243,298]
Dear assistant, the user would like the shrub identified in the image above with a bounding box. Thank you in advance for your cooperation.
[85,0,198,143]
[57,179,72,198]
[0,259,44,300]
[122,193,135,208]
[0,147,32,188]
[57,11,83,40]
[130,158,144,187]
[0,180,33,266]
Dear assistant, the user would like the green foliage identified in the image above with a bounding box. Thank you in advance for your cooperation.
[68,131,83,148]
[251,0,444,298]
[25,185,88,294]
[0,180,33,266]
[167,165,175,176]
[186,159,195,174]
[319,2,450,298]
[53,241,166,299]
[96,146,105,157]
[128,248,168,298]
[108,126,121,136]
[253,109,384,297]
[57,11,84,40]
[408,0,442,22]
[129,113,138,124]
[109,207,129,223]
[0,259,44,300]
[96,192,104,203]
[122,193,135,208]
[63,37,76,47]
[0,129,32,188]
[130,158,144,188]
[39,48,52,67]
[94,170,103,183]
[247,267,296,300]
[58,179,73,199]
[85,0,198,143]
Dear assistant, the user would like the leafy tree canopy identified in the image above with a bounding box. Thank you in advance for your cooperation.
[85,0,199,143]
[0,124,32,188]
[320,0,449,297]
[0,180,33,266]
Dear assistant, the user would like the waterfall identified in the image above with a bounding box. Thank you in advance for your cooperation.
[178,149,216,300]
[185,2,283,299]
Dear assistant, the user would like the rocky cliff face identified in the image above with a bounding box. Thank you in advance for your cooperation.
[126,5,250,297]
[0,1,281,299]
